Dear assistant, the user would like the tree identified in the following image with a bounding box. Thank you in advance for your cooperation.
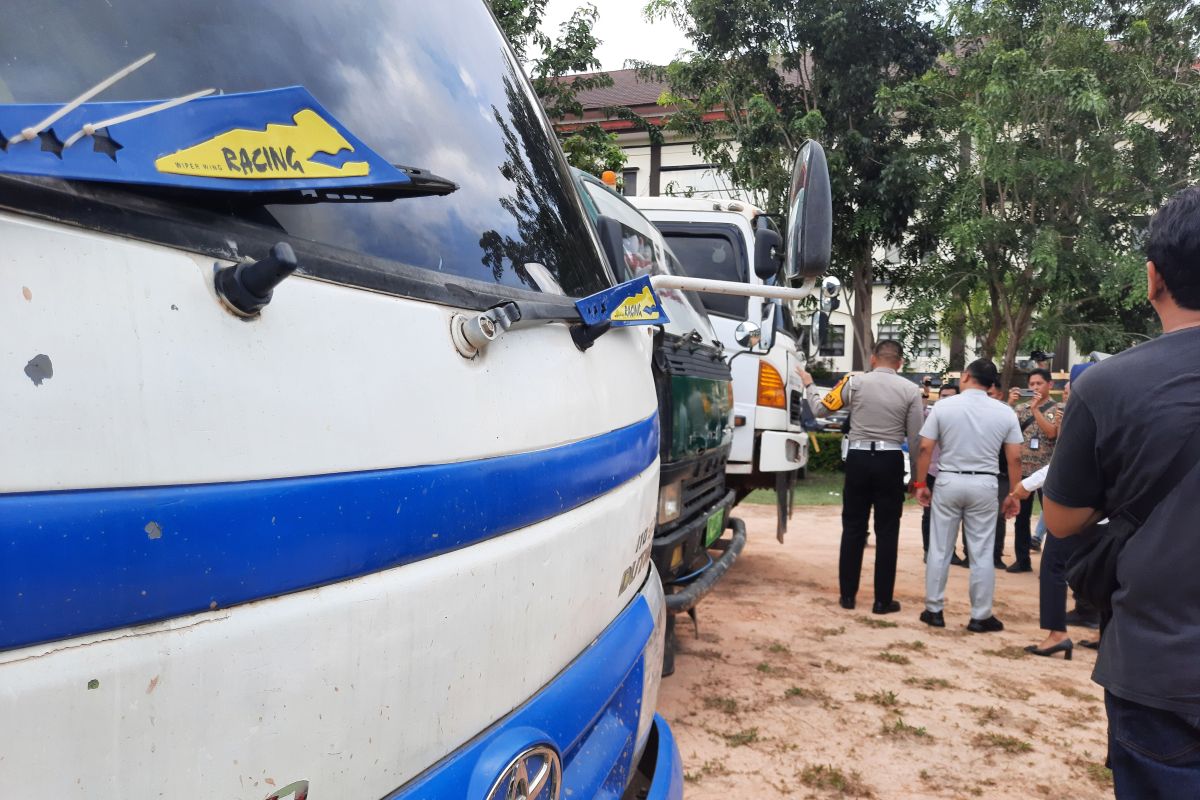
[644,0,941,369]
[490,1,628,176]
[887,0,1200,384]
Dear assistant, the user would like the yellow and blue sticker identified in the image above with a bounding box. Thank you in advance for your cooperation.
[0,86,408,193]
[575,275,670,328]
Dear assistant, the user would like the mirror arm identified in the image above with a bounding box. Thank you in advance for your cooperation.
[650,275,817,302]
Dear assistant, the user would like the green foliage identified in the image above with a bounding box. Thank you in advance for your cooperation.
[644,0,942,366]
[807,432,845,473]
[887,0,1200,382]
[490,1,628,173]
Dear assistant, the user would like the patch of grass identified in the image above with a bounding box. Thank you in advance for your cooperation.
[683,758,729,783]
[823,660,852,673]
[786,685,833,705]
[973,732,1033,754]
[973,705,1006,726]
[982,646,1030,660]
[880,715,931,740]
[877,651,911,665]
[1072,758,1113,788]
[814,626,846,640]
[857,616,899,629]
[855,690,900,708]
[755,661,773,674]
[904,676,954,691]
[798,764,875,797]
[745,471,844,506]
[723,727,760,747]
[1055,685,1097,702]
[687,647,725,661]
[767,641,791,654]
[890,640,926,652]
[703,695,738,715]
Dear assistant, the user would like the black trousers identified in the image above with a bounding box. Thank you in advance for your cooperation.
[994,476,1008,561]
[1013,490,1041,568]
[841,449,905,604]
[1039,532,1085,632]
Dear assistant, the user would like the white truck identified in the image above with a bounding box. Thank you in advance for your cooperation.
[632,195,815,538]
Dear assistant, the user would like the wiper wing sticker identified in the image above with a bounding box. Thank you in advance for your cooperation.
[0,86,454,200]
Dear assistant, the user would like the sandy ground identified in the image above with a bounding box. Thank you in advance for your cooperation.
[658,502,1113,799]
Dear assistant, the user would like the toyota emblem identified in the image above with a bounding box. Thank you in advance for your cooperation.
[485,745,562,800]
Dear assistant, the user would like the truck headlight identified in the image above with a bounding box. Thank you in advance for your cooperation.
[657,481,682,525]
[635,564,666,757]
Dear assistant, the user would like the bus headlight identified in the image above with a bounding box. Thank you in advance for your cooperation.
[635,563,666,757]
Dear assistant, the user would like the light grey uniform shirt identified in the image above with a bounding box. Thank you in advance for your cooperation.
[806,367,925,472]
[919,389,1022,474]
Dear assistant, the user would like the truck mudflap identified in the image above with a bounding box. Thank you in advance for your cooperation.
[664,517,747,615]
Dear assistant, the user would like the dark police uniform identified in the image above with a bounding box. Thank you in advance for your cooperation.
[805,368,924,610]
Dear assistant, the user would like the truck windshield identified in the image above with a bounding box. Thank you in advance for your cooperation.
[0,1,608,298]
[658,227,749,319]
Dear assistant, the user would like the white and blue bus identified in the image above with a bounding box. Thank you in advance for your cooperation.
[0,3,828,797]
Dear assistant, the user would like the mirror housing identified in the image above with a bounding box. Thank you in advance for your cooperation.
[784,140,833,286]
[753,227,784,281]
[735,320,763,350]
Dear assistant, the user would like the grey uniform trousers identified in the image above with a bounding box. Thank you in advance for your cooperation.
[925,472,1000,620]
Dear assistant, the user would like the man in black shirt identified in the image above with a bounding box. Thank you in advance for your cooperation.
[1045,187,1200,797]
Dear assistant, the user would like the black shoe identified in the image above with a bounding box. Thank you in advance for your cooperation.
[1080,639,1100,650]
[950,553,968,568]
[1024,639,1073,660]
[839,596,856,610]
[873,600,901,615]
[1064,609,1101,630]
[1006,562,1033,574]
[919,610,945,628]
[994,558,1008,569]
[1030,539,1042,552]
[967,616,1005,633]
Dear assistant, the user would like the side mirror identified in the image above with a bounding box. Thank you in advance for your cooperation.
[594,215,627,280]
[821,275,841,299]
[784,140,832,286]
[810,311,830,350]
[735,320,763,350]
[753,227,784,281]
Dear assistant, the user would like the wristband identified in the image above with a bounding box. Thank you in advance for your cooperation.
[912,481,927,489]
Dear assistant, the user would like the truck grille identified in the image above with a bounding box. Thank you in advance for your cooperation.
[683,466,725,515]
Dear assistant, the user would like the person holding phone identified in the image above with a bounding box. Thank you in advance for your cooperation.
[1006,369,1060,572]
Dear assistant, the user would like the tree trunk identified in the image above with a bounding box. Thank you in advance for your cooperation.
[999,303,1037,390]
[850,247,874,371]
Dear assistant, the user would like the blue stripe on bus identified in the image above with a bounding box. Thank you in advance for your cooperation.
[0,414,658,652]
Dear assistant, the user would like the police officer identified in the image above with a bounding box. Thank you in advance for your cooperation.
[797,340,924,614]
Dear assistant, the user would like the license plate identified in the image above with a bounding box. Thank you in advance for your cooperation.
[704,510,725,547]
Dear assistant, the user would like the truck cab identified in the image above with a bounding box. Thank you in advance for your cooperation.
[632,197,810,536]
[0,3,683,797]
[573,171,744,673]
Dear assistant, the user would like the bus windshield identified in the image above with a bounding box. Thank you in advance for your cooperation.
[0,1,609,297]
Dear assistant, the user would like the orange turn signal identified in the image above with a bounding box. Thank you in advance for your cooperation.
[757,361,787,409]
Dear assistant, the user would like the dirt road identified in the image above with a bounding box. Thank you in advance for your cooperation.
[658,503,1113,799]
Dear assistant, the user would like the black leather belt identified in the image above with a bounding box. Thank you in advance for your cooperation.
[940,470,997,476]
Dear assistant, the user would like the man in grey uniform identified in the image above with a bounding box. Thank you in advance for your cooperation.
[797,340,924,614]
[914,360,1022,631]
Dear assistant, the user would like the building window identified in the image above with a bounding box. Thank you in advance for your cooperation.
[622,169,638,197]
[819,325,846,357]
[878,323,940,359]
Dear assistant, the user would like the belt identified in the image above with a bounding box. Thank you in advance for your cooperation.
[848,440,904,452]
[939,470,997,476]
